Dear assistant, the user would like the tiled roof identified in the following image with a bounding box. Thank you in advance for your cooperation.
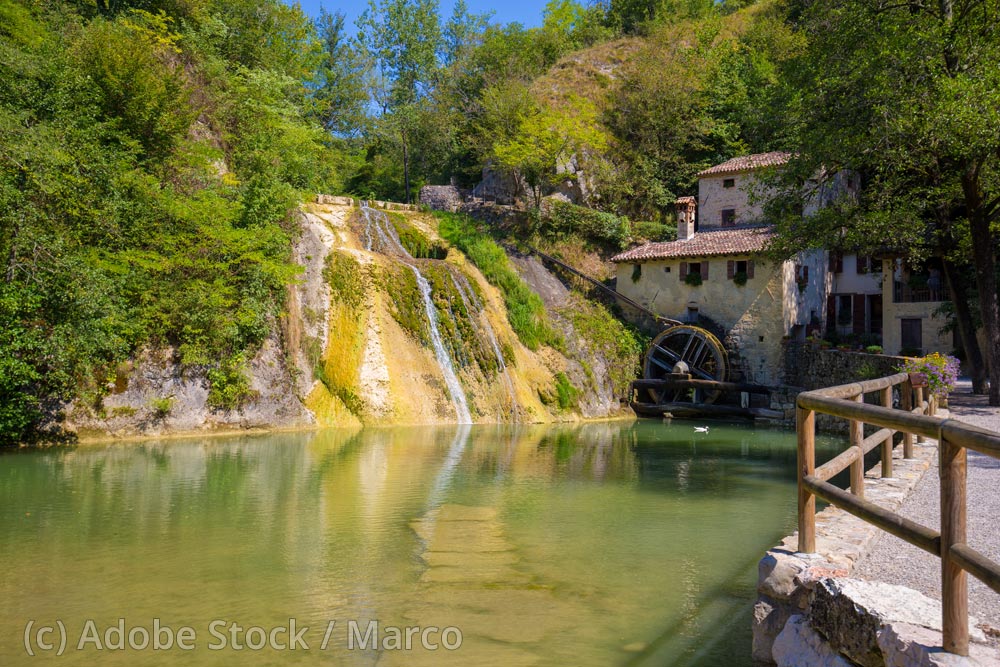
[611,226,774,263]
[675,196,696,204]
[697,151,792,177]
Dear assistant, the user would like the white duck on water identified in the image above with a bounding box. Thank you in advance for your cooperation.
[694,426,710,433]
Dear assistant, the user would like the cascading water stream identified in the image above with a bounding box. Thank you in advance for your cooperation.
[450,272,520,420]
[411,266,473,424]
[357,202,473,424]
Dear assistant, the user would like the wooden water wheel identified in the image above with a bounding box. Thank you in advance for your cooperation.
[641,325,728,405]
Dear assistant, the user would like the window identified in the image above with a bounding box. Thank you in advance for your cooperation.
[727,259,754,284]
[680,261,708,285]
[723,178,735,188]
[631,263,642,283]
[721,209,736,227]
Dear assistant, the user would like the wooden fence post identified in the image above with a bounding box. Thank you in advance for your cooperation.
[901,379,914,458]
[850,393,864,498]
[940,435,969,655]
[916,386,926,443]
[798,406,816,553]
[881,386,893,478]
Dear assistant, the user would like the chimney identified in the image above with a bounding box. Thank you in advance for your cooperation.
[675,197,697,241]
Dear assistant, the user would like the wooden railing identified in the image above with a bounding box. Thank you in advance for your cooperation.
[797,372,1000,656]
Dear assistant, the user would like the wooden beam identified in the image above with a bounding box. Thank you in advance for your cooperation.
[850,394,864,498]
[940,437,969,656]
[798,408,816,553]
[803,475,940,556]
[881,386,894,478]
[942,419,1000,458]
[815,446,862,482]
[631,378,771,394]
[797,393,942,441]
[901,379,914,458]
[950,543,1000,596]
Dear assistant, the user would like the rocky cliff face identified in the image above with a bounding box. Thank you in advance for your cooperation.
[65,201,636,439]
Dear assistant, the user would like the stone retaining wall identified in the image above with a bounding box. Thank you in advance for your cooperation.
[754,431,998,666]
[315,194,419,211]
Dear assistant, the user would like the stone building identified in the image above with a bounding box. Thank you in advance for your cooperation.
[611,152,828,385]
[880,257,952,356]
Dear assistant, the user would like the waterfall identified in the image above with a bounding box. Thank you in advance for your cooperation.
[450,272,520,420]
[357,201,474,424]
[359,201,410,257]
[411,266,473,425]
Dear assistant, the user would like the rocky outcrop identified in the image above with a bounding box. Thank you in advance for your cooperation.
[419,185,466,212]
[773,615,855,667]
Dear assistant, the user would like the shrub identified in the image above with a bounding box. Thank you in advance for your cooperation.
[535,200,631,250]
[554,372,580,410]
[866,345,883,354]
[207,356,257,410]
[684,272,703,286]
[898,353,960,399]
[733,270,748,286]
[149,396,174,418]
[436,212,562,351]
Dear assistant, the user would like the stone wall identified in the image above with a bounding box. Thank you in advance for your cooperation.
[784,344,909,391]
[419,185,466,212]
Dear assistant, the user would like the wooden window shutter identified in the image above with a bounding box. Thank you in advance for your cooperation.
[702,261,709,280]
[727,260,735,279]
[747,260,755,279]
[853,293,866,334]
[803,265,809,281]
[858,256,869,274]
[830,252,843,273]
[826,294,836,334]
[680,262,688,280]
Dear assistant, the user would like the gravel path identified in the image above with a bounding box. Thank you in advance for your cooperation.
[853,382,1000,639]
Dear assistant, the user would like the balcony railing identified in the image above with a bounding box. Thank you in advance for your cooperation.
[894,281,944,303]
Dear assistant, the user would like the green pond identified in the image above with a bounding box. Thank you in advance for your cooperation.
[0,421,842,666]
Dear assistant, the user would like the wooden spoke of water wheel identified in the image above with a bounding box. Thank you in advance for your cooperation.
[642,325,728,405]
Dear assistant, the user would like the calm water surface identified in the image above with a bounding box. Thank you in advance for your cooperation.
[0,421,841,666]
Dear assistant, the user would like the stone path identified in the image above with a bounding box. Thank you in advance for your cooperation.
[854,383,1000,643]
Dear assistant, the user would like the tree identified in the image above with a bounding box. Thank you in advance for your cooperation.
[442,0,492,67]
[492,96,607,206]
[771,0,1000,401]
[356,0,442,202]
[313,8,370,137]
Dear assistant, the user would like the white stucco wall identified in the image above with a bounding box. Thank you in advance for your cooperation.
[831,254,882,295]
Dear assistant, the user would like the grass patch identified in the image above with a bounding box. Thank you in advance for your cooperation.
[435,212,562,352]
[559,294,647,397]
[387,213,448,259]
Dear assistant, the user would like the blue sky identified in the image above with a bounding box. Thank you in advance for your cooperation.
[287,0,544,34]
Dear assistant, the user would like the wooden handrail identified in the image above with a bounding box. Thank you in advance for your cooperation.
[797,374,1000,657]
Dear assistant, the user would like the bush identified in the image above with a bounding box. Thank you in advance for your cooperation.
[149,396,174,418]
[554,372,580,410]
[207,356,257,410]
[898,353,960,399]
[684,272,703,286]
[535,200,631,250]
